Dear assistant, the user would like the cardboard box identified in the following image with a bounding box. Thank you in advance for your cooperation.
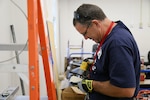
[61,86,86,100]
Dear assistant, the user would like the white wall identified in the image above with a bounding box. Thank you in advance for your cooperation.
[59,0,150,73]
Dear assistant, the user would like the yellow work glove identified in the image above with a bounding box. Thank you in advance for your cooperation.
[78,79,93,93]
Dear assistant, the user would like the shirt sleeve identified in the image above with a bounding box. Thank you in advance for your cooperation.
[108,44,136,88]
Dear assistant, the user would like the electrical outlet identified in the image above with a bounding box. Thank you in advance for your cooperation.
[139,22,143,29]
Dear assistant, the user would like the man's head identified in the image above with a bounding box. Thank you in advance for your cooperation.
[73,4,107,43]
[73,4,106,26]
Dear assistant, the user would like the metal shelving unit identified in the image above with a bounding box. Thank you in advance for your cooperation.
[140,69,150,90]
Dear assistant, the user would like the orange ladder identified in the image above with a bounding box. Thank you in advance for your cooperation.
[28,0,57,100]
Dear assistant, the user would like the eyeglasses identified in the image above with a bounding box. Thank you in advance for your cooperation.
[82,23,91,36]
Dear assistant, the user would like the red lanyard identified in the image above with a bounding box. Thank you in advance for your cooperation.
[91,21,114,70]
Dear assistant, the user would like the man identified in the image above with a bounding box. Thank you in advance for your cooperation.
[73,4,141,100]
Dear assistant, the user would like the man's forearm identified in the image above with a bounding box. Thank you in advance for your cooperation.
[92,80,135,98]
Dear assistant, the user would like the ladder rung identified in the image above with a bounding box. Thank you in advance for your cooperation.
[69,47,82,49]
[69,45,82,47]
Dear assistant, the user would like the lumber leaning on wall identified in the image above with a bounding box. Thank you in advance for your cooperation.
[47,21,61,100]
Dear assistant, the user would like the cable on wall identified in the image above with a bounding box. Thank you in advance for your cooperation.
[10,0,28,19]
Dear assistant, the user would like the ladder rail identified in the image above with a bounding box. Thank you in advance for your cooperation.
[37,0,57,100]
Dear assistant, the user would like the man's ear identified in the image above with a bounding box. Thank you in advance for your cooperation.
[92,20,101,27]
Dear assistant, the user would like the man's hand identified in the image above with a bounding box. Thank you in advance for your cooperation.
[78,79,93,93]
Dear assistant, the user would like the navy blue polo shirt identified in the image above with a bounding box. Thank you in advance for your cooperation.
[89,21,141,100]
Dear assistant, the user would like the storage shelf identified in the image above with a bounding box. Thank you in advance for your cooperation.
[141,69,150,73]
[140,79,150,85]
[140,70,150,90]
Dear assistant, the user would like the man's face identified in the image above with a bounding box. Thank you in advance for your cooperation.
[75,21,102,43]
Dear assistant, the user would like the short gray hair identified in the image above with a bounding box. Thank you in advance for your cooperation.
[73,4,107,26]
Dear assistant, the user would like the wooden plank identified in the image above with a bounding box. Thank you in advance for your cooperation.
[47,21,61,100]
